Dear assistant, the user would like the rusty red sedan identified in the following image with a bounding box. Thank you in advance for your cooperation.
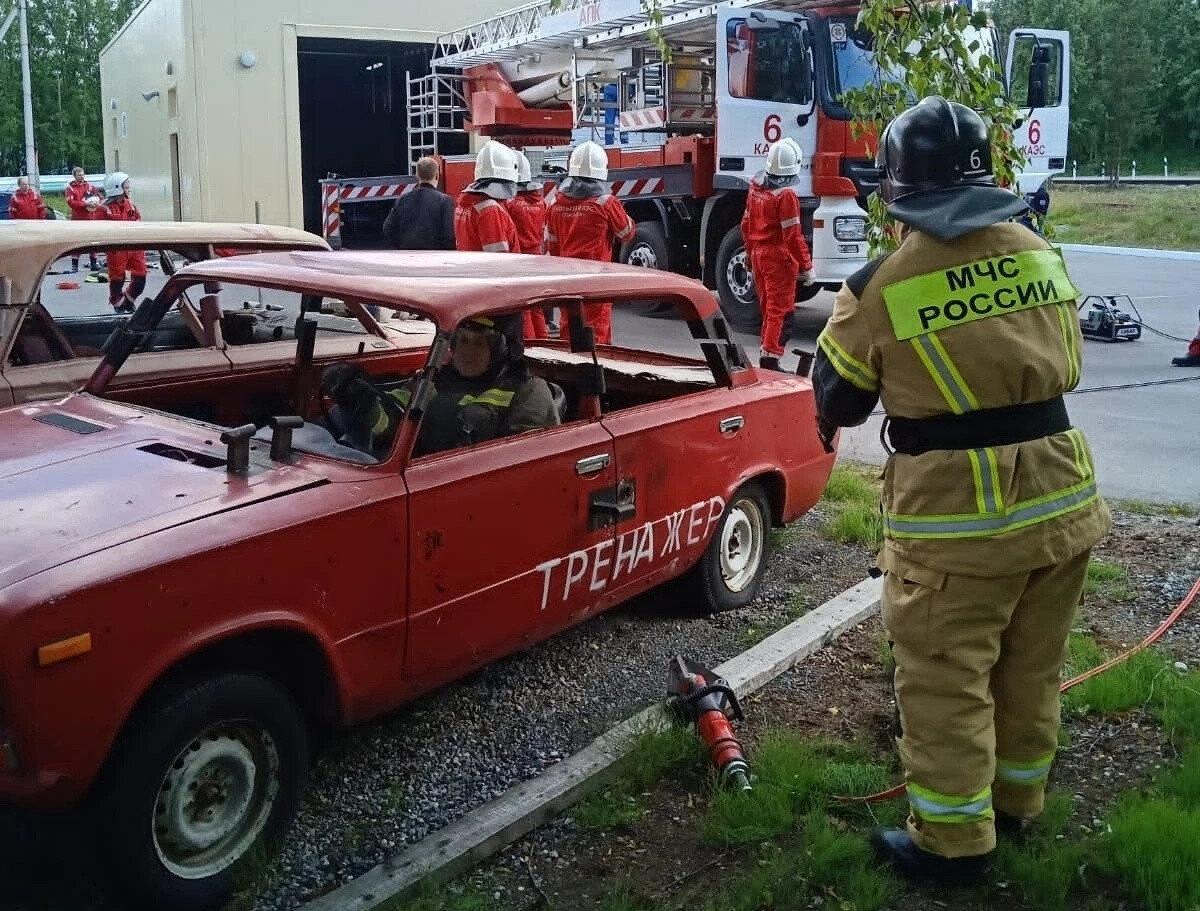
[0,250,835,909]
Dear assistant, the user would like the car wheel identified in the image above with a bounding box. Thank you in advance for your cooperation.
[715,226,762,333]
[619,222,676,316]
[684,481,772,614]
[92,672,309,911]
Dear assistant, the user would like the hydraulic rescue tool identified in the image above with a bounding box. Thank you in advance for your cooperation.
[667,655,751,792]
[1079,294,1143,342]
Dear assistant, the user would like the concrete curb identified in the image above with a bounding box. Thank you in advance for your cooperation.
[1059,243,1200,262]
[297,575,884,911]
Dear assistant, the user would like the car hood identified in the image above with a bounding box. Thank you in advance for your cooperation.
[0,395,327,588]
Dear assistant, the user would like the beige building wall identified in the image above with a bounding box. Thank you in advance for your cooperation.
[100,0,520,225]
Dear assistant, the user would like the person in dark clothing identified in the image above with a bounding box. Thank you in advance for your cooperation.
[320,313,559,459]
[382,157,456,250]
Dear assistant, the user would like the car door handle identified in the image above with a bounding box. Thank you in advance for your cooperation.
[719,416,745,433]
[575,453,611,476]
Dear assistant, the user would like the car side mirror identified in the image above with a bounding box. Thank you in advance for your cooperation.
[1026,44,1050,109]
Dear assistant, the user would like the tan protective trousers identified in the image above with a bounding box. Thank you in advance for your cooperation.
[881,548,1091,858]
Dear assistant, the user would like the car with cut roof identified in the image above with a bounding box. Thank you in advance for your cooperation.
[0,248,836,910]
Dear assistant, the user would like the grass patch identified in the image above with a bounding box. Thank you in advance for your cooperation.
[993,793,1085,911]
[771,524,800,549]
[574,724,704,832]
[379,878,497,911]
[1048,185,1200,251]
[821,464,880,506]
[1084,558,1137,603]
[1116,498,1200,518]
[821,504,883,547]
[1098,796,1200,911]
[1154,744,1200,810]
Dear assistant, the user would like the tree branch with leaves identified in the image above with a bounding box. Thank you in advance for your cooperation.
[844,0,1027,253]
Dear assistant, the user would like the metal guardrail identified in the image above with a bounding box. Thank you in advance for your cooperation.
[1055,176,1200,187]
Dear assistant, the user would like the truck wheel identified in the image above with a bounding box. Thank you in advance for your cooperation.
[715,226,762,332]
[619,223,675,315]
[683,481,771,614]
[794,280,823,303]
[93,672,309,911]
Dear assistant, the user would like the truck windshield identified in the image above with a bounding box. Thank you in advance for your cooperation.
[826,17,907,103]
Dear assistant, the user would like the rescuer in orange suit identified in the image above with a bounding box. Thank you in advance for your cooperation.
[546,140,635,345]
[741,138,815,371]
[813,96,1111,884]
[506,150,550,341]
[455,140,521,259]
[1171,309,1200,366]
[97,171,147,313]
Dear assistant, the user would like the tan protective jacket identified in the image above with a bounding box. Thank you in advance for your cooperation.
[815,222,1111,576]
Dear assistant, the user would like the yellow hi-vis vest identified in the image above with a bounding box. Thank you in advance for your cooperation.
[818,222,1111,576]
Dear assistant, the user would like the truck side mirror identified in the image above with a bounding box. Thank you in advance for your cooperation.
[1026,44,1050,109]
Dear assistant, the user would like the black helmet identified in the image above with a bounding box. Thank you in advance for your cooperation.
[876,96,995,204]
[457,313,525,362]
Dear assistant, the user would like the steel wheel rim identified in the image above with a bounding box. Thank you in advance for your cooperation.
[726,249,755,304]
[152,722,280,879]
[719,496,765,593]
[627,242,659,270]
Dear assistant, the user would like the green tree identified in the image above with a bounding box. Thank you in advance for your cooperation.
[845,0,1024,252]
[0,0,139,175]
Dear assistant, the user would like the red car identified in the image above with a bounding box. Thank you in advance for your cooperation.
[0,250,835,910]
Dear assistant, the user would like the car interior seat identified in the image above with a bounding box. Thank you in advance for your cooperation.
[546,381,568,422]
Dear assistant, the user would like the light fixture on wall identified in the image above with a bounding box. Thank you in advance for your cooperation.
[239,51,257,69]
[165,59,174,76]
[142,90,161,102]
[110,97,118,110]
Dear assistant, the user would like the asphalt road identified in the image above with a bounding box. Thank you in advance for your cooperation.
[38,249,1200,505]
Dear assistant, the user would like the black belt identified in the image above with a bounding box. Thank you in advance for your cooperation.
[886,396,1070,456]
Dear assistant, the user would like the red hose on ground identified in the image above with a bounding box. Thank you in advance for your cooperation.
[836,574,1200,805]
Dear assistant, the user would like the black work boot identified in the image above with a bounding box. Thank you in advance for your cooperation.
[869,829,992,884]
[758,355,781,371]
[994,810,1036,842]
[1171,354,1200,367]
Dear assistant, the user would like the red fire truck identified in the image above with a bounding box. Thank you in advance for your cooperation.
[320,0,1070,331]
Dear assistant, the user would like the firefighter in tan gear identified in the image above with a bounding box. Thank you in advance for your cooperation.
[813,96,1111,882]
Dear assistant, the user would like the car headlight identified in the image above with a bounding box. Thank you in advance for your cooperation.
[834,216,868,242]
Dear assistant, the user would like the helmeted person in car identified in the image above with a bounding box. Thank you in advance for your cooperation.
[321,313,559,458]
[812,96,1111,882]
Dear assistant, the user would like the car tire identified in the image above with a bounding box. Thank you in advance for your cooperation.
[683,481,772,614]
[91,672,310,911]
[715,226,761,332]
[619,222,676,316]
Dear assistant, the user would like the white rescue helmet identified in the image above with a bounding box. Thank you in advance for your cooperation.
[567,141,608,180]
[103,171,131,199]
[513,150,533,185]
[765,140,800,177]
[474,140,519,183]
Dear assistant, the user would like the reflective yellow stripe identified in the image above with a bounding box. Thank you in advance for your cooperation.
[1054,301,1082,389]
[910,333,979,414]
[907,782,993,824]
[885,478,1099,539]
[369,403,390,437]
[882,248,1080,340]
[996,753,1055,785]
[817,331,878,391]
[1066,428,1089,481]
[458,388,515,409]
[967,448,1002,514]
[389,388,412,409]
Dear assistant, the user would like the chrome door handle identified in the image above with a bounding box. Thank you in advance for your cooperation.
[575,453,611,475]
[719,415,745,433]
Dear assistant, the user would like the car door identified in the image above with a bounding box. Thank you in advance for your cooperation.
[1006,29,1072,194]
[402,421,616,683]
[716,6,818,192]
[598,366,749,605]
